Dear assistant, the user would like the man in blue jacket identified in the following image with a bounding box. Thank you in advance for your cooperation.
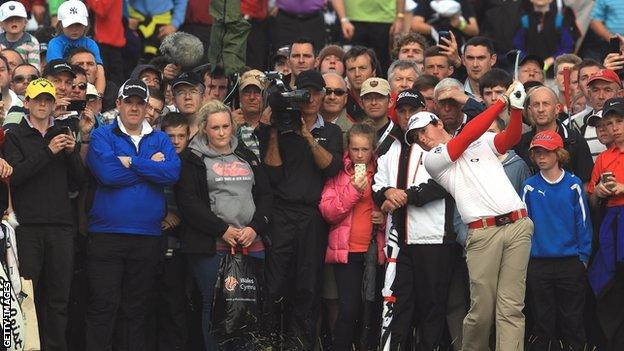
[84,78,180,351]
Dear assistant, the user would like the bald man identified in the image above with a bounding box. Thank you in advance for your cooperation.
[514,86,594,182]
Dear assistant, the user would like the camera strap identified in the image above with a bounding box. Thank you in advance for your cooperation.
[376,120,395,153]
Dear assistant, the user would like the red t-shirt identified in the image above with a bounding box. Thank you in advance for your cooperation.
[349,169,374,252]
[86,0,126,48]
[587,145,624,207]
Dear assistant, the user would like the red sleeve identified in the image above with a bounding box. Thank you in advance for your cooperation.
[447,100,506,161]
[493,108,523,154]
[86,0,116,16]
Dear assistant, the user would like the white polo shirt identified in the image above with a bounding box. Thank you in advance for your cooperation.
[424,132,526,224]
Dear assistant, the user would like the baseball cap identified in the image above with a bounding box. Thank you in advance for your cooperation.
[239,70,266,91]
[405,111,439,144]
[118,79,149,103]
[588,69,622,87]
[25,78,56,100]
[57,0,88,27]
[273,46,290,63]
[530,130,563,151]
[86,83,99,98]
[296,70,325,91]
[519,54,545,70]
[171,71,204,90]
[395,89,426,110]
[603,97,624,117]
[360,78,391,97]
[0,1,27,22]
[42,59,76,78]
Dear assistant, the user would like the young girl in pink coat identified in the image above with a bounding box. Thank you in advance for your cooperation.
[319,123,385,350]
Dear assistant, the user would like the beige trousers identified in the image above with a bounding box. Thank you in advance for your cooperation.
[462,218,534,351]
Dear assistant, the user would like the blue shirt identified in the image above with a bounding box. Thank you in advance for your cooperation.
[46,35,103,64]
[128,0,189,29]
[591,0,624,36]
[521,170,592,262]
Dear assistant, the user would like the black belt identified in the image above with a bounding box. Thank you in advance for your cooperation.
[278,9,322,21]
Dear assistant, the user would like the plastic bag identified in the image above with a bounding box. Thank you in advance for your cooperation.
[211,248,260,341]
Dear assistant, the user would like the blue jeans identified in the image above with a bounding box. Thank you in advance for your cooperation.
[188,253,223,351]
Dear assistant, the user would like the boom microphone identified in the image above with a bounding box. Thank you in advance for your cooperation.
[159,32,205,70]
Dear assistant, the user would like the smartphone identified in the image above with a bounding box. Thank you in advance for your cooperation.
[610,37,621,54]
[602,172,616,189]
[67,100,87,112]
[438,31,451,43]
[354,163,366,180]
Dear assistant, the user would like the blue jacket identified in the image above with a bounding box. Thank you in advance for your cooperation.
[521,171,592,262]
[86,119,180,236]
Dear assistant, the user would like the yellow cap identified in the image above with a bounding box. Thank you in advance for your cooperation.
[25,78,56,100]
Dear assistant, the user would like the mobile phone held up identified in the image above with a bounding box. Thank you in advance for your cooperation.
[610,37,621,54]
[67,100,87,112]
[438,31,451,44]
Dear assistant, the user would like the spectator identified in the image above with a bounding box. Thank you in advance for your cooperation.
[318,44,345,76]
[344,46,379,122]
[263,70,343,349]
[413,74,440,112]
[433,78,486,135]
[172,71,204,136]
[130,64,163,91]
[1,48,24,75]
[0,1,40,66]
[512,0,579,72]
[319,122,385,351]
[321,72,353,142]
[554,53,582,107]
[461,37,497,99]
[287,37,317,89]
[518,55,545,84]
[126,0,188,59]
[180,0,211,51]
[10,63,39,99]
[85,83,105,127]
[360,77,402,156]
[488,118,531,193]
[47,1,106,94]
[202,67,229,102]
[4,78,85,351]
[242,0,270,71]
[567,59,605,130]
[234,69,269,160]
[68,47,99,88]
[70,65,88,100]
[393,32,429,69]
[0,55,22,120]
[86,0,126,86]
[411,0,479,46]
[271,0,326,52]
[424,46,455,80]
[272,45,291,76]
[84,78,180,351]
[589,0,624,59]
[515,86,594,183]
[521,130,592,351]
[146,88,165,127]
[331,0,404,72]
[394,88,427,131]
[387,59,419,94]
[479,68,513,108]
[568,64,586,116]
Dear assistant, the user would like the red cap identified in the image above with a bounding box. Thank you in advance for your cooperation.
[588,69,622,87]
[530,131,564,151]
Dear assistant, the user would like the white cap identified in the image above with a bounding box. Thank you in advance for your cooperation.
[57,0,89,28]
[86,83,99,98]
[0,1,27,22]
[405,112,439,144]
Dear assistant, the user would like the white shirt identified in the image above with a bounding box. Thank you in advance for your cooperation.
[424,132,526,223]
[117,116,153,151]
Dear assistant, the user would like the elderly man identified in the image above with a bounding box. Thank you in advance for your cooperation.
[433,78,486,135]
[388,60,419,94]
[85,78,180,351]
[235,69,269,160]
[172,71,204,136]
[518,55,545,84]
[321,72,353,140]
[10,63,39,99]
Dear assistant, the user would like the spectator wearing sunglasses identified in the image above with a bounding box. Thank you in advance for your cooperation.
[321,72,352,144]
[10,63,39,99]
[71,65,88,100]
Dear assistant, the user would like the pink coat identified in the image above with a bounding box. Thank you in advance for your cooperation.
[319,152,385,265]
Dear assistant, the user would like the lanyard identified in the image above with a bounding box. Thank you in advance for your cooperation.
[410,149,424,185]
[376,120,394,152]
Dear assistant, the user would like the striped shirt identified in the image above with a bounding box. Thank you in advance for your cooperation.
[0,32,40,66]
[591,0,624,36]
[237,123,261,160]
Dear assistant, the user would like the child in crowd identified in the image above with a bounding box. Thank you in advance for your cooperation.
[521,130,592,351]
[0,1,40,66]
[46,0,106,94]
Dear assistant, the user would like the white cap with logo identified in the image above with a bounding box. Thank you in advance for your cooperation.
[0,1,27,22]
[57,0,89,28]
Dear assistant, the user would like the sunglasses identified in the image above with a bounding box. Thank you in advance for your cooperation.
[73,83,87,90]
[12,74,39,84]
[325,88,346,96]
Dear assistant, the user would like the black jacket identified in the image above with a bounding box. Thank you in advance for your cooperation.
[4,117,85,225]
[175,142,272,255]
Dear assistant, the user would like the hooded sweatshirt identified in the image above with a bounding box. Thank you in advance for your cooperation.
[188,134,256,236]
[501,149,532,194]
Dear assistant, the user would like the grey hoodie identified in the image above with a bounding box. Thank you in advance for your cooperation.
[501,150,532,194]
[188,134,256,229]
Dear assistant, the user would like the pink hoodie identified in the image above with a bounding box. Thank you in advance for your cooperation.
[319,152,385,265]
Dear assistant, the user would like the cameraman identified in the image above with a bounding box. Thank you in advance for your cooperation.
[263,69,343,349]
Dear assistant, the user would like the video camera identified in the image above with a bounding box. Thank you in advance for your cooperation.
[263,72,310,133]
